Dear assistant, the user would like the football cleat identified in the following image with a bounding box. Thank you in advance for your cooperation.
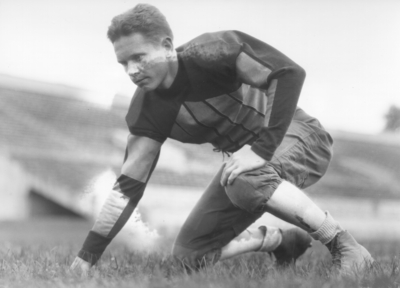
[326,230,374,274]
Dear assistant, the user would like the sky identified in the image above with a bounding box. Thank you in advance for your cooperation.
[0,0,399,134]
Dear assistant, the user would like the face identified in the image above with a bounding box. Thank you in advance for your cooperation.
[113,33,173,91]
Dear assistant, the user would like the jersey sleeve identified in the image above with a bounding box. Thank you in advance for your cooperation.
[233,31,306,161]
[125,89,168,143]
[77,135,161,265]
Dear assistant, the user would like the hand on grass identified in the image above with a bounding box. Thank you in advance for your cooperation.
[70,256,91,276]
[220,145,267,186]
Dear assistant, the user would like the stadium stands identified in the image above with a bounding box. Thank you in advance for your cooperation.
[1,73,399,220]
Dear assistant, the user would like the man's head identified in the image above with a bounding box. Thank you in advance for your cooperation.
[107,4,173,44]
[108,4,177,91]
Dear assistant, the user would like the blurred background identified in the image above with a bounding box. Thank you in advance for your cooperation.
[0,0,400,250]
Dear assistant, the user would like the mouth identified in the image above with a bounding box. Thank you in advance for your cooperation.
[132,77,148,86]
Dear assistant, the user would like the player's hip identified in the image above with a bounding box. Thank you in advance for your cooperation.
[270,108,333,188]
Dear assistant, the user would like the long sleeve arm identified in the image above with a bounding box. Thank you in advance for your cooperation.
[77,134,162,265]
[234,32,306,161]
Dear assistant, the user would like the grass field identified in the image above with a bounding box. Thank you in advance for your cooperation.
[0,219,399,288]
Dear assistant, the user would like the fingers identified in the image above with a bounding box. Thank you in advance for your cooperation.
[70,257,91,276]
[219,148,268,187]
[220,161,242,186]
[220,162,230,186]
[227,168,242,185]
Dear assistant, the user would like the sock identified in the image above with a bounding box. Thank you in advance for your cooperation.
[309,211,342,245]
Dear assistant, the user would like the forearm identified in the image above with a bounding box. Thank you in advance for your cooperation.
[251,66,306,161]
[78,177,146,265]
[77,192,139,265]
[74,135,161,266]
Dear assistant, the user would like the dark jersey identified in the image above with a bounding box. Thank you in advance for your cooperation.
[77,30,306,265]
[127,30,306,160]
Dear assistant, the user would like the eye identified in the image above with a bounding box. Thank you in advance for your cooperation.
[132,55,144,62]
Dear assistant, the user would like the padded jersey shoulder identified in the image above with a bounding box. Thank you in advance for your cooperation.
[125,89,182,143]
[176,31,251,100]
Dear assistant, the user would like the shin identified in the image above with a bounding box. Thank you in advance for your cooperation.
[220,226,281,260]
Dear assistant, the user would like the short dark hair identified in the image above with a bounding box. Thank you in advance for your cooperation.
[107,4,173,43]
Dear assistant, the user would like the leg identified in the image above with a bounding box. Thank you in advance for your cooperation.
[226,108,373,272]
[265,180,374,273]
[172,166,265,269]
[261,108,335,234]
[259,109,373,272]
[172,109,324,269]
[219,226,280,260]
[264,181,326,233]
[172,163,311,269]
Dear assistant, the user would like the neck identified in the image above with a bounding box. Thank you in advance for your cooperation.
[159,52,179,90]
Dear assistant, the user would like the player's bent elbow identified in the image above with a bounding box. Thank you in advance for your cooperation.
[292,65,306,81]
[282,64,306,81]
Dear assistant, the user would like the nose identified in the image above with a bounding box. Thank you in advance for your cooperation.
[126,61,140,77]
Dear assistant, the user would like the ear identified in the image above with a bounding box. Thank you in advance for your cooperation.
[161,37,174,52]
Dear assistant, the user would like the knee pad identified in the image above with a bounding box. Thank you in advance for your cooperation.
[225,167,282,214]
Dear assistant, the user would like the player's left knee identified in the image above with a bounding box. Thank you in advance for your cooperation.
[225,168,282,214]
[171,244,221,271]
